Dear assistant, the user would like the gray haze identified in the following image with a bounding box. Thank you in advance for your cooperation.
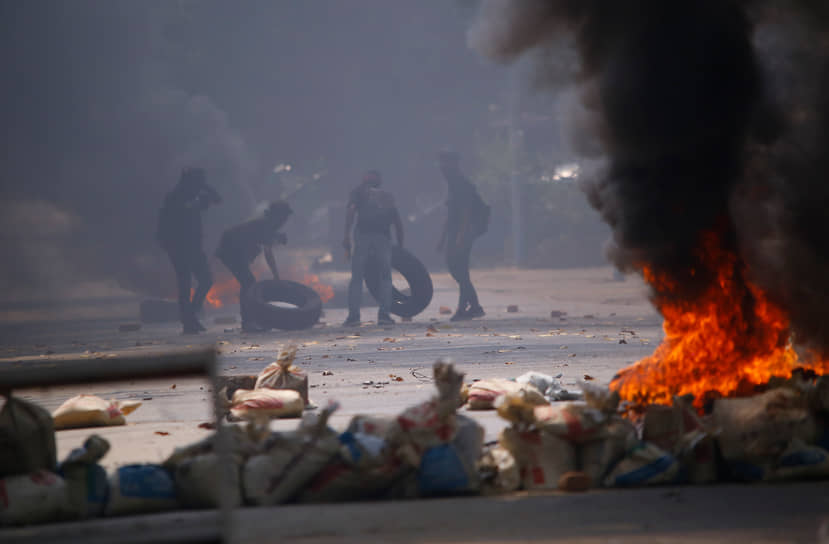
[1,0,601,305]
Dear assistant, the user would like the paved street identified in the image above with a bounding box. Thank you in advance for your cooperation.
[2,266,660,466]
[3,267,828,543]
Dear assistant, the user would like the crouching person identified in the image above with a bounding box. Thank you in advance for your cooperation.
[216,201,292,332]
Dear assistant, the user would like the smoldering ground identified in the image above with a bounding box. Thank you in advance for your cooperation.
[469,0,829,354]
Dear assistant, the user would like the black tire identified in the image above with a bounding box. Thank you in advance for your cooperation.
[364,246,433,318]
[245,280,322,331]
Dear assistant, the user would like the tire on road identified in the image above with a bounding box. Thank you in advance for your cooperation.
[364,246,433,318]
[245,279,322,331]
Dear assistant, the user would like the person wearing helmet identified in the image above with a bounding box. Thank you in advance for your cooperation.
[157,167,222,334]
[216,200,293,332]
[342,170,404,326]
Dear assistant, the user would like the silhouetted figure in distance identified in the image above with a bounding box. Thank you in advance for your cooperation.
[342,170,404,326]
[157,167,221,334]
[436,151,488,321]
[216,201,292,332]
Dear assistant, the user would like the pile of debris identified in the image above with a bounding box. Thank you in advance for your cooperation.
[0,362,481,525]
[1,359,828,527]
[476,371,829,493]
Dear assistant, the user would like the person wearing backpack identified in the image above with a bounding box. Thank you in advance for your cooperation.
[436,151,488,321]
[342,170,404,326]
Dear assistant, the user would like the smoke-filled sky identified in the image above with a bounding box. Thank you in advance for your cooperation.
[1,0,540,301]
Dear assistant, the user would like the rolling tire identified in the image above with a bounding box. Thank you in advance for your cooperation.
[245,279,322,331]
[365,246,433,318]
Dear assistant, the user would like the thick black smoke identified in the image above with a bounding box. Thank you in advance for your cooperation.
[470,0,829,353]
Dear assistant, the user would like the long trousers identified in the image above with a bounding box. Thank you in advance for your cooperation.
[447,238,479,312]
[218,256,256,327]
[166,248,212,326]
[348,231,392,319]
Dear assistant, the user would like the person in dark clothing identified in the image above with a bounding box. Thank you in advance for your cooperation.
[216,201,292,332]
[436,151,487,321]
[157,167,222,334]
[342,170,404,326]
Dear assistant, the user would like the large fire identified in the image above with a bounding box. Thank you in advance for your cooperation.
[611,231,829,410]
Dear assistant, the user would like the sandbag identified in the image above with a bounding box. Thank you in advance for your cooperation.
[603,442,680,487]
[392,362,465,465]
[418,414,483,496]
[767,441,829,481]
[173,453,243,509]
[229,388,304,420]
[713,388,817,464]
[52,395,141,430]
[106,464,178,516]
[59,435,110,519]
[243,404,340,505]
[477,444,521,494]
[0,394,57,477]
[466,378,546,410]
[0,470,69,526]
[255,345,309,405]
[580,417,638,486]
[532,402,608,443]
[499,427,577,490]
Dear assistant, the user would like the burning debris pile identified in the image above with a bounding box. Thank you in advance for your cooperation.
[469,0,829,406]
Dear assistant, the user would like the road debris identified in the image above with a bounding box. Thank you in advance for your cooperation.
[52,395,141,430]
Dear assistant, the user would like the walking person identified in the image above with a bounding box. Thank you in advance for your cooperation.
[436,151,489,321]
[342,170,404,326]
[215,201,292,332]
[156,167,222,334]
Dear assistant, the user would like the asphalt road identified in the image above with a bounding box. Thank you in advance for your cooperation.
[2,267,827,543]
[2,267,661,466]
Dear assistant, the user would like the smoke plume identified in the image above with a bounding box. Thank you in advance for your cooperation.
[470,0,829,354]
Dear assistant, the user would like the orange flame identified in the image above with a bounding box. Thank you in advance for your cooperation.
[205,276,239,309]
[611,231,829,410]
[196,261,335,309]
[301,272,335,303]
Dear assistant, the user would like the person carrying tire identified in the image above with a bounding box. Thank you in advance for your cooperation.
[216,201,292,332]
[157,167,222,334]
[436,151,489,321]
[342,170,404,327]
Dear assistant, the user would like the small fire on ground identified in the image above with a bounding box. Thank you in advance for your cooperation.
[199,262,334,309]
[611,230,829,410]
